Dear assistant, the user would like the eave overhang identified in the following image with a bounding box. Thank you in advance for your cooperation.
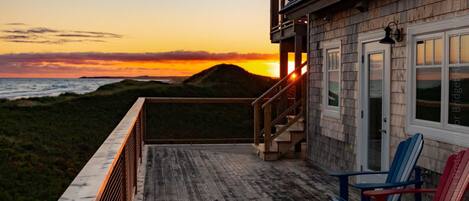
[280,0,343,20]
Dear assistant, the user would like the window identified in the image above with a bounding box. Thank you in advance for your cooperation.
[322,41,341,118]
[327,49,340,107]
[408,22,469,146]
[415,37,443,123]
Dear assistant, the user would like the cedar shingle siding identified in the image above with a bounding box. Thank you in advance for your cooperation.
[306,0,469,196]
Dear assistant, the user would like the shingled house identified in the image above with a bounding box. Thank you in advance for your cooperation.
[58,1,469,200]
[266,0,469,190]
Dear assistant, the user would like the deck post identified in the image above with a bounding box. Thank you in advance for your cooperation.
[264,103,272,152]
[279,40,289,119]
[294,34,303,102]
[254,103,261,145]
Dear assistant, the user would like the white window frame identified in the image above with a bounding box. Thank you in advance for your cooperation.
[407,15,469,147]
[322,40,341,118]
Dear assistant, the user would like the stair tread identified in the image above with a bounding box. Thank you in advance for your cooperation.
[275,124,304,132]
[274,132,291,142]
[287,115,305,122]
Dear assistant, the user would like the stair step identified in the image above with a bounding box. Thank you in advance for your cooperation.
[275,123,304,132]
[274,132,291,143]
[272,130,306,155]
[287,115,304,123]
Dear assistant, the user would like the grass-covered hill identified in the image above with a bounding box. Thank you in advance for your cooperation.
[0,64,276,201]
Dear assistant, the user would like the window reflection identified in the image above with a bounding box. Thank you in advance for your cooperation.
[449,67,469,126]
[461,35,469,63]
[328,71,339,107]
[416,68,441,122]
[368,53,383,171]
[450,36,460,64]
[434,39,442,64]
[327,50,340,107]
[417,42,424,65]
[425,40,434,65]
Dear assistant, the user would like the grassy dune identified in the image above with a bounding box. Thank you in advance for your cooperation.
[0,64,275,201]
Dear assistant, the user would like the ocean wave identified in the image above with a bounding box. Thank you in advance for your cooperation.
[0,78,122,100]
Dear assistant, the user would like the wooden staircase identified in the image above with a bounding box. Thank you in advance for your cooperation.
[251,61,307,161]
[255,115,305,160]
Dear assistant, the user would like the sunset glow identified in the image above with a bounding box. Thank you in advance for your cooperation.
[0,0,279,78]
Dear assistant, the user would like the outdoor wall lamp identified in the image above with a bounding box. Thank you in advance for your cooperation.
[379,21,402,44]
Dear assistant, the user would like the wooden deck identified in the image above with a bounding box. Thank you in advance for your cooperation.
[137,144,359,201]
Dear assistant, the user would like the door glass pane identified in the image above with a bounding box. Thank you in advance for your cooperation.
[417,42,424,65]
[368,53,383,171]
[449,67,469,127]
[434,38,442,64]
[425,40,434,65]
[461,35,469,63]
[416,68,441,122]
[450,36,459,64]
[328,71,339,107]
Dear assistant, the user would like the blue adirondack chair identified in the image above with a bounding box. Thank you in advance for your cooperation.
[330,133,424,201]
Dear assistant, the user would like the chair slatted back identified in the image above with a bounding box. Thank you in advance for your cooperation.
[434,149,469,201]
[385,133,424,201]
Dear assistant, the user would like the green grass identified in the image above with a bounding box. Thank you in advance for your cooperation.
[0,65,275,201]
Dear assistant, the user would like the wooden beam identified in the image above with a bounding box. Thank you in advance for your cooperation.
[285,0,341,20]
[270,0,279,31]
[145,97,256,104]
[145,138,254,144]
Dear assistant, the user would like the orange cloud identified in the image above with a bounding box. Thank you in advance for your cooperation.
[0,51,279,78]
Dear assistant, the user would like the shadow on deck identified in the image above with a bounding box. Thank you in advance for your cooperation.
[136,144,359,201]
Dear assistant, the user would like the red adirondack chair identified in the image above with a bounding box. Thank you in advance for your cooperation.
[364,148,469,201]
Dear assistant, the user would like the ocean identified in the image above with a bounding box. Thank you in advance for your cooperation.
[0,78,123,100]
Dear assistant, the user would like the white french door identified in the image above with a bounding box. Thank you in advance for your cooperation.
[358,41,391,182]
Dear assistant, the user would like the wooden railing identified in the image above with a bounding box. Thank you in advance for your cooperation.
[59,97,256,201]
[59,98,145,201]
[252,61,307,151]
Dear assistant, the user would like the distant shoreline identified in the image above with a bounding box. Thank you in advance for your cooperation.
[79,76,188,80]
[0,76,188,80]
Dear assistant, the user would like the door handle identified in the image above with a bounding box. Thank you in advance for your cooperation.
[379,129,387,134]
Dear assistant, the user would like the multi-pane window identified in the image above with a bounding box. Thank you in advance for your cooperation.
[326,48,340,109]
[413,31,469,129]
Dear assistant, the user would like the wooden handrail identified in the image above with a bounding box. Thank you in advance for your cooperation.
[147,97,255,104]
[261,72,305,108]
[271,100,302,126]
[60,98,145,201]
[252,61,307,106]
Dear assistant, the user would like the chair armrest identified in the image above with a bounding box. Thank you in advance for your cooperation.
[352,180,423,190]
[329,171,388,178]
[363,188,436,201]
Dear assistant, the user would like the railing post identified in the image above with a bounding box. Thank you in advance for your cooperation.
[253,102,261,145]
[142,102,146,143]
[264,103,272,152]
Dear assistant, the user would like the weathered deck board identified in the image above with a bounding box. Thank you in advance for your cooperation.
[140,144,359,201]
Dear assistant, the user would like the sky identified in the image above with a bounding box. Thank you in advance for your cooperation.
[0,0,281,78]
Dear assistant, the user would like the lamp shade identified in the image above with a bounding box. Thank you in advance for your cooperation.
[379,26,395,44]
